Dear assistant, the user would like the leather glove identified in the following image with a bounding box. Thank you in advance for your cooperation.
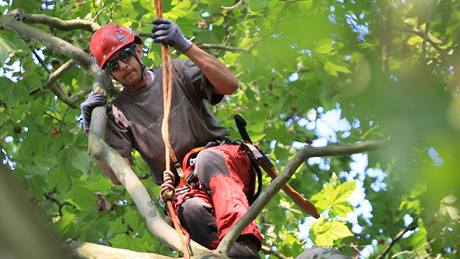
[152,18,192,53]
[80,92,106,134]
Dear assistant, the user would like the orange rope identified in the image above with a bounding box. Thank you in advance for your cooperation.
[153,0,191,258]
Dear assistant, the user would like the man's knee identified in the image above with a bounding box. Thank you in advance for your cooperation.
[177,197,218,248]
[179,197,211,219]
[194,148,230,185]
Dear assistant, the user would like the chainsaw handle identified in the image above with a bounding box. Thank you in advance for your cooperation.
[234,114,252,144]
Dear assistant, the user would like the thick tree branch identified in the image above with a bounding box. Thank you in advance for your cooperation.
[217,140,386,255]
[68,241,174,259]
[0,10,112,109]
[376,218,418,259]
[18,9,100,32]
[0,10,107,85]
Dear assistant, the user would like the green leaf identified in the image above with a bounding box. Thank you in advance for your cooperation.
[246,0,268,12]
[439,195,460,221]
[311,180,356,217]
[324,61,351,76]
[333,181,356,203]
[70,184,95,210]
[48,166,70,192]
[406,36,423,46]
[314,39,334,55]
[71,148,91,174]
[409,219,428,252]
[330,201,354,218]
[57,210,77,237]
[0,35,12,64]
[311,219,353,247]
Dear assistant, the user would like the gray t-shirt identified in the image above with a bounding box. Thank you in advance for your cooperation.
[105,59,229,184]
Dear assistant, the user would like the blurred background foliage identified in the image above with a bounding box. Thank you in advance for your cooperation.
[1,0,460,258]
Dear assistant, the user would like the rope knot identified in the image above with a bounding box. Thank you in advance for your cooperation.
[160,169,175,201]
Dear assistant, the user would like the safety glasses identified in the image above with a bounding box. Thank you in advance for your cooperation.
[103,46,134,73]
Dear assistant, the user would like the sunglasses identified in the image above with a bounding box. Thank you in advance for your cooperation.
[103,46,135,73]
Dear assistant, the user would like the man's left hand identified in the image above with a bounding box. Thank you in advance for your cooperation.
[152,18,192,53]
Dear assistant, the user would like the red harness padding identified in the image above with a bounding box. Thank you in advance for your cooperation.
[173,147,213,212]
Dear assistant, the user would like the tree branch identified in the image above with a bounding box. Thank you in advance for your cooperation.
[43,190,76,217]
[216,140,386,255]
[1,10,112,109]
[220,0,244,11]
[376,218,418,259]
[45,59,75,87]
[260,245,289,259]
[27,45,86,108]
[0,10,107,85]
[29,46,51,73]
[422,0,440,62]
[130,33,251,53]
[28,59,82,108]
[29,59,76,94]
[395,27,445,54]
[67,241,175,259]
[18,9,100,32]
[197,43,250,52]
[391,250,415,258]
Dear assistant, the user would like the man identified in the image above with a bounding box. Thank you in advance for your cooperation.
[80,19,261,258]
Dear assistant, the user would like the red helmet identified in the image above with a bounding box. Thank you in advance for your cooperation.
[89,24,142,68]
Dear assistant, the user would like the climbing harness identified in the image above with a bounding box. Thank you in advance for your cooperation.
[153,0,191,258]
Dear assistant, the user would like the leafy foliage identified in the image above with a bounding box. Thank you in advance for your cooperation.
[1,0,460,258]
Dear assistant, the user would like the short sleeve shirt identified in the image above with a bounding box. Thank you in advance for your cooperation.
[105,59,229,184]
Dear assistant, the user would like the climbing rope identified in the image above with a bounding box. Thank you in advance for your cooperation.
[153,0,191,258]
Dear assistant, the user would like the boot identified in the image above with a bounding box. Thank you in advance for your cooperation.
[228,235,261,259]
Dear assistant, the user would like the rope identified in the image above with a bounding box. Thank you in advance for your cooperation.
[153,0,191,258]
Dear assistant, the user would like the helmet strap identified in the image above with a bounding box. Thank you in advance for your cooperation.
[125,45,146,80]
[133,55,146,80]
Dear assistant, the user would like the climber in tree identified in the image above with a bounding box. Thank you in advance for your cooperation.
[80,19,261,258]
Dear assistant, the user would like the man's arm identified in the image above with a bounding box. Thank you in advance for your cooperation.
[152,18,238,95]
[184,44,238,95]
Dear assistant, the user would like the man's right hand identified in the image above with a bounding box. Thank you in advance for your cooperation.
[80,92,107,134]
[151,18,192,53]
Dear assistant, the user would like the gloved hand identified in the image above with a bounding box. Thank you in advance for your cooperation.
[152,18,192,53]
[80,91,107,134]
